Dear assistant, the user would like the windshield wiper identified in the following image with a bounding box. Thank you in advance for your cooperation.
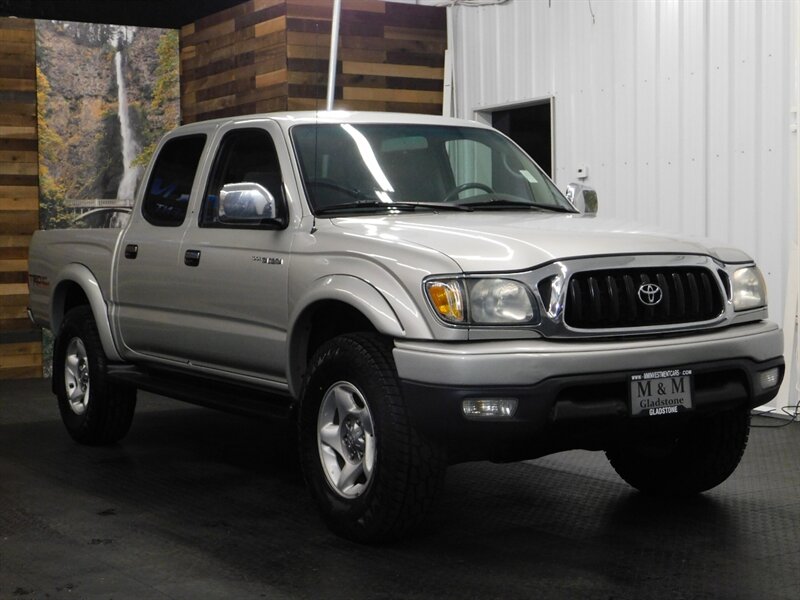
[456,196,574,213]
[315,201,474,216]
[307,179,374,201]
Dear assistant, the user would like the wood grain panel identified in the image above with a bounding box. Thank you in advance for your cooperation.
[0,161,38,176]
[0,339,37,367]
[289,0,385,13]
[255,16,287,38]
[0,125,36,139]
[255,0,287,10]
[0,258,27,272]
[0,212,37,234]
[0,197,37,211]
[181,0,289,124]
[0,247,27,259]
[0,303,28,319]
[384,26,447,42]
[0,235,31,248]
[0,42,35,58]
[238,5,286,30]
[385,2,446,29]
[0,17,40,379]
[0,149,37,163]
[0,341,40,356]
[0,138,36,152]
[343,87,442,104]
[342,61,443,80]
[181,0,445,123]
[0,78,35,92]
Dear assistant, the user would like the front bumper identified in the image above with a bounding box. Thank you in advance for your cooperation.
[393,322,784,462]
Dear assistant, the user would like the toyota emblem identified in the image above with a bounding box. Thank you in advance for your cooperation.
[637,283,663,306]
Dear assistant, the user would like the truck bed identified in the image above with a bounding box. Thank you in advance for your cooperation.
[28,228,122,329]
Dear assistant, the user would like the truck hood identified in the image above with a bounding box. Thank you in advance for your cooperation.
[331,212,752,272]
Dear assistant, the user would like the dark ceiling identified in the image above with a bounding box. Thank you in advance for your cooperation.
[0,0,247,28]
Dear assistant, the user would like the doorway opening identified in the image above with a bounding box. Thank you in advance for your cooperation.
[488,100,553,177]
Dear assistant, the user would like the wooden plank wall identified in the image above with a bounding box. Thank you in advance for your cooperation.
[181,0,290,124]
[0,17,41,379]
[180,0,446,124]
[285,0,445,114]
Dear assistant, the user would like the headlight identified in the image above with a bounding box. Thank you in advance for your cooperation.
[732,266,767,311]
[425,278,538,325]
[467,279,536,324]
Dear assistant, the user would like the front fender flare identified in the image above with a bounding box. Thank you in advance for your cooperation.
[52,263,122,362]
[286,275,427,397]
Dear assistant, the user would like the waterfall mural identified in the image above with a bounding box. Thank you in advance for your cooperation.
[36,20,180,230]
[113,28,142,202]
[35,20,180,375]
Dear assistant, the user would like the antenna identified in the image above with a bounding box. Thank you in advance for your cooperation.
[310,22,321,233]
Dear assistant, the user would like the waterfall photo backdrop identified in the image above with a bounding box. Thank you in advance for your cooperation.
[36,20,180,230]
[35,20,180,375]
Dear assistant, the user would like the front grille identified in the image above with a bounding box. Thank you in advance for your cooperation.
[563,267,724,329]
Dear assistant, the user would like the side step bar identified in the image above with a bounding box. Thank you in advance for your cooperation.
[107,364,294,420]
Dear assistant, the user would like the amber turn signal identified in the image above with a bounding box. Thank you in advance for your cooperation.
[425,280,465,323]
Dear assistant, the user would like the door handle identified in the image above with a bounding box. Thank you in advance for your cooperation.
[184,249,201,267]
[124,244,138,259]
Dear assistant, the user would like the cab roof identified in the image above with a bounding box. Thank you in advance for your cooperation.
[169,111,491,137]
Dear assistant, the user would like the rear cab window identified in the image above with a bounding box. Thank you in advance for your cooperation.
[142,135,207,227]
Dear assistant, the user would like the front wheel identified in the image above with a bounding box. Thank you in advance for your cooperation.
[54,306,137,445]
[299,333,446,542]
[606,407,751,496]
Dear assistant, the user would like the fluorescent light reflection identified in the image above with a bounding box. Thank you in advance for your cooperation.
[341,124,395,197]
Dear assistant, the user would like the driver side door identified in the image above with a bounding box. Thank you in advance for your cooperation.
[171,121,295,384]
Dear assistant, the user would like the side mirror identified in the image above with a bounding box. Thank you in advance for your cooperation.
[218,182,287,228]
[565,183,598,215]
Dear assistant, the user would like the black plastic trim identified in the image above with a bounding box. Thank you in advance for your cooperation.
[401,356,784,464]
[106,364,294,420]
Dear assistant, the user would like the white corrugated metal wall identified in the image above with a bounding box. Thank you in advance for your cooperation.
[448,0,799,411]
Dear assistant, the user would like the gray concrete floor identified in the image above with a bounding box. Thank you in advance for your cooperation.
[1,378,799,600]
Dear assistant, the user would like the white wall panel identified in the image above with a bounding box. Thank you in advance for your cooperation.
[451,0,799,410]
[612,1,637,221]
[680,0,707,238]
[706,0,733,244]
[635,0,659,225]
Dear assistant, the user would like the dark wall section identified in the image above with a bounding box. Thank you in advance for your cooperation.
[0,0,245,28]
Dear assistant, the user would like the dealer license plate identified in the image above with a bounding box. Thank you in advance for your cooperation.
[629,368,693,417]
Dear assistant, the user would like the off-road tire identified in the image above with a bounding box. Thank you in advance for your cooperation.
[606,407,751,496]
[299,333,446,543]
[54,306,137,445]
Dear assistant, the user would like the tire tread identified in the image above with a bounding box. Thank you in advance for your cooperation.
[300,333,446,542]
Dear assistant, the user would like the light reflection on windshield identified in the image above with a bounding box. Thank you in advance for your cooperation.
[341,124,395,197]
[291,123,572,214]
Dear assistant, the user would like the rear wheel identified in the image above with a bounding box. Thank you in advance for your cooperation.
[606,407,751,496]
[299,333,446,542]
[54,306,136,445]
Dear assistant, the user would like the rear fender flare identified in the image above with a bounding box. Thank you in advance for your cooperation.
[51,264,122,362]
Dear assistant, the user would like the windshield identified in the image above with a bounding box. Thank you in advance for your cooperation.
[291,123,574,214]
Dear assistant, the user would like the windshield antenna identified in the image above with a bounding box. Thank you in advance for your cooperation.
[310,22,321,233]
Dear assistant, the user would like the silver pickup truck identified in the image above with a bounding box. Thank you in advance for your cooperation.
[28,112,785,542]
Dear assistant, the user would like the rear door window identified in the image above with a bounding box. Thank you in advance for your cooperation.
[142,135,207,227]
